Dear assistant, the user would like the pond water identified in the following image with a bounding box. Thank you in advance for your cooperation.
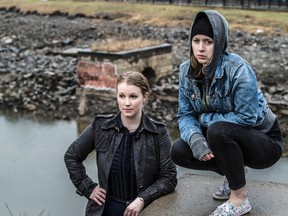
[1,114,287,216]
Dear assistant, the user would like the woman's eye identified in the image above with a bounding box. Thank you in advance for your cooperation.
[205,40,213,44]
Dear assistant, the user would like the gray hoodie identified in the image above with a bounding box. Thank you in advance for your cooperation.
[189,10,229,80]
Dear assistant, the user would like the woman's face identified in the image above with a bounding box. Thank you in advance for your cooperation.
[192,34,214,64]
[117,82,148,119]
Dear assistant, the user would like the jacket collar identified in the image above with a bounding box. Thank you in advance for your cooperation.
[101,111,159,134]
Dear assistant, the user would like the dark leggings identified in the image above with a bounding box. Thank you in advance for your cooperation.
[171,120,283,190]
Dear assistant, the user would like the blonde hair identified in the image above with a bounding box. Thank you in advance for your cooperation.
[117,71,150,96]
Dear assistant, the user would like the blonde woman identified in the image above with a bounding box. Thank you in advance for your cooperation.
[65,71,177,216]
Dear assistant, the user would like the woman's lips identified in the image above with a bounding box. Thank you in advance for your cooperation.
[197,55,206,59]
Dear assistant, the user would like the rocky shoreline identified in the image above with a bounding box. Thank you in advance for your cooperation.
[0,7,287,153]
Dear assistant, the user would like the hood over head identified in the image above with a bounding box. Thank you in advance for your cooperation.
[189,10,229,79]
[191,14,214,40]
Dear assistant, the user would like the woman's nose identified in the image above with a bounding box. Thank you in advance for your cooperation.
[198,42,204,51]
[124,98,131,105]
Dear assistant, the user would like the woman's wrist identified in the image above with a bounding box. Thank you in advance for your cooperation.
[138,197,144,203]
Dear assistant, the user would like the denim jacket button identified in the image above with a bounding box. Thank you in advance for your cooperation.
[191,94,196,99]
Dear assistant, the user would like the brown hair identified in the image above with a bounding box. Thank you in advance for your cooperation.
[117,71,150,95]
[191,55,205,78]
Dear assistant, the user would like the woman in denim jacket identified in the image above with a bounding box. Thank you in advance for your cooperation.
[171,10,283,216]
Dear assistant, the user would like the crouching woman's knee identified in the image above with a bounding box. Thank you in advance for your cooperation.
[170,138,191,166]
[207,121,233,146]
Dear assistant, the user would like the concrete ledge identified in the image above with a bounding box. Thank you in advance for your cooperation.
[141,173,288,216]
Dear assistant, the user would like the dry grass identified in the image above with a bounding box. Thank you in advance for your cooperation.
[91,38,161,52]
[0,0,287,35]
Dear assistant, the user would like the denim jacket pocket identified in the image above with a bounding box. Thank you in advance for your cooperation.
[183,88,204,113]
[214,88,233,113]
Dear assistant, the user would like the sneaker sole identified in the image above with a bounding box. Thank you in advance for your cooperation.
[241,208,252,216]
[236,204,252,216]
[212,193,230,200]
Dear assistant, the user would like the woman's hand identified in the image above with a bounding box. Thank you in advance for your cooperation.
[201,152,215,161]
[89,185,106,206]
[124,197,144,216]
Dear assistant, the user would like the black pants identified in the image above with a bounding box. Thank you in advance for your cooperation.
[171,120,283,190]
[102,197,131,216]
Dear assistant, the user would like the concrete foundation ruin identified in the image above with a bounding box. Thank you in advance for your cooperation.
[64,43,173,116]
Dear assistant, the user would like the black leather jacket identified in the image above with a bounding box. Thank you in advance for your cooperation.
[64,112,177,215]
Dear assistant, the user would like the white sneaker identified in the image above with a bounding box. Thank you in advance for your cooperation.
[213,166,248,200]
[213,176,230,200]
[209,198,252,216]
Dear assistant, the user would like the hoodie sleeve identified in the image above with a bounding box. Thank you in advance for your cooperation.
[177,61,203,144]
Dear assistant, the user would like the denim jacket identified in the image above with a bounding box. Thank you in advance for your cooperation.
[178,54,275,145]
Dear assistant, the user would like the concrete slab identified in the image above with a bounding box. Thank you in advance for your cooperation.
[141,173,288,216]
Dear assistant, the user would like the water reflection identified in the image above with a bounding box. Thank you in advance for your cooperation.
[0,114,87,216]
[0,114,287,216]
